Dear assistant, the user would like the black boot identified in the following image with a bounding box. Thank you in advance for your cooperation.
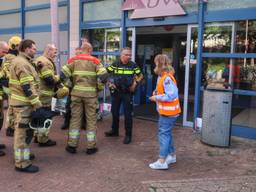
[34,137,38,143]
[123,136,132,144]
[6,127,14,137]
[15,165,39,173]
[0,150,5,156]
[29,153,35,160]
[86,148,98,155]
[65,145,77,154]
[105,130,119,137]
[0,144,6,149]
[38,139,57,147]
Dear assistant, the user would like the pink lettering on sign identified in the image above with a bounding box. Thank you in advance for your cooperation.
[122,0,146,11]
[128,0,186,19]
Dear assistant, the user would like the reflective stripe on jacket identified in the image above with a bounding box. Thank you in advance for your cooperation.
[35,55,57,103]
[62,54,107,98]
[157,72,181,116]
[9,52,41,107]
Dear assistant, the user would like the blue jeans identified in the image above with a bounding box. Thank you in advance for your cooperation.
[158,115,178,158]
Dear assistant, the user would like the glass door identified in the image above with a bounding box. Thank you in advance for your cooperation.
[183,23,235,127]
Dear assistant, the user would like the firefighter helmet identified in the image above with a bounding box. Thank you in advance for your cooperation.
[8,36,22,49]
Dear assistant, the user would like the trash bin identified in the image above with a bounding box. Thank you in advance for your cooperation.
[201,88,233,147]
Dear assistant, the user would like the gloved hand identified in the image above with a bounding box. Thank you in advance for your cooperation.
[56,86,69,98]
[53,75,60,83]
[97,81,105,92]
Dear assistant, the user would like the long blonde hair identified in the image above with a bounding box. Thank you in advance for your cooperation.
[154,54,175,75]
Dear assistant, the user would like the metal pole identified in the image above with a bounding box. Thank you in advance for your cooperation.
[50,0,60,73]
[21,0,25,39]
[193,0,206,128]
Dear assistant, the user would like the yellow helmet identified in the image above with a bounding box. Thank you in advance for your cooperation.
[8,36,22,49]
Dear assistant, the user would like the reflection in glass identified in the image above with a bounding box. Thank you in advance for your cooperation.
[83,0,121,22]
[235,20,256,54]
[203,25,232,53]
[81,29,105,52]
[232,95,256,129]
[202,58,256,91]
[106,29,120,52]
[81,28,120,53]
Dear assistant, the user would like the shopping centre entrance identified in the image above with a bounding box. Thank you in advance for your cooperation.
[132,25,192,125]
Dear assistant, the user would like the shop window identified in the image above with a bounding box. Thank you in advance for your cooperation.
[83,0,121,22]
[235,20,256,53]
[232,95,256,128]
[207,0,256,11]
[82,28,120,53]
[203,58,256,91]
[203,25,232,53]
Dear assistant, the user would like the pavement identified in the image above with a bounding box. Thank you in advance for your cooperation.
[0,114,256,192]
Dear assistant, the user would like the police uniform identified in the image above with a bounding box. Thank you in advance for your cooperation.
[61,53,107,153]
[9,52,42,169]
[34,55,58,145]
[106,60,141,143]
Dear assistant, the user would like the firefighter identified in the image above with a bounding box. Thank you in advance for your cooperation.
[61,47,82,130]
[2,36,22,137]
[33,44,60,147]
[0,41,9,156]
[105,47,143,144]
[61,42,107,154]
[9,39,41,173]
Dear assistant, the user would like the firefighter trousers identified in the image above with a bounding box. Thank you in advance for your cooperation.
[68,96,98,149]
[6,104,15,130]
[13,106,33,168]
[0,99,4,130]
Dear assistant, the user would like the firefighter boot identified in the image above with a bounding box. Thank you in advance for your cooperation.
[6,127,14,137]
[0,150,5,156]
[0,144,6,149]
[123,136,132,144]
[38,139,57,147]
[65,145,77,154]
[86,147,98,155]
[15,165,39,173]
[105,130,119,137]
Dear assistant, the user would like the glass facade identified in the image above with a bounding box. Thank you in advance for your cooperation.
[81,0,256,136]
[83,0,122,22]
[207,0,256,11]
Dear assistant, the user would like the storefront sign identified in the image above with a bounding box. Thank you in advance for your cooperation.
[122,0,186,19]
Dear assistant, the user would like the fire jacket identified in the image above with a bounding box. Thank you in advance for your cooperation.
[61,54,107,98]
[35,55,58,104]
[9,52,42,108]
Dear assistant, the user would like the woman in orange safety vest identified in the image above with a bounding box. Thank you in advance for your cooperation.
[149,54,181,170]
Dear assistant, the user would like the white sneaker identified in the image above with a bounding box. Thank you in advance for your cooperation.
[166,154,176,165]
[149,160,168,170]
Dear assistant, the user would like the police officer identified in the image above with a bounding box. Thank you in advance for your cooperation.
[61,42,107,154]
[9,39,41,173]
[0,41,9,156]
[2,36,22,137]
[105,47,143,144]
[34,44,60,147]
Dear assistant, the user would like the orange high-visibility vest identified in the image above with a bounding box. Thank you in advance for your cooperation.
[157,72,181,116]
